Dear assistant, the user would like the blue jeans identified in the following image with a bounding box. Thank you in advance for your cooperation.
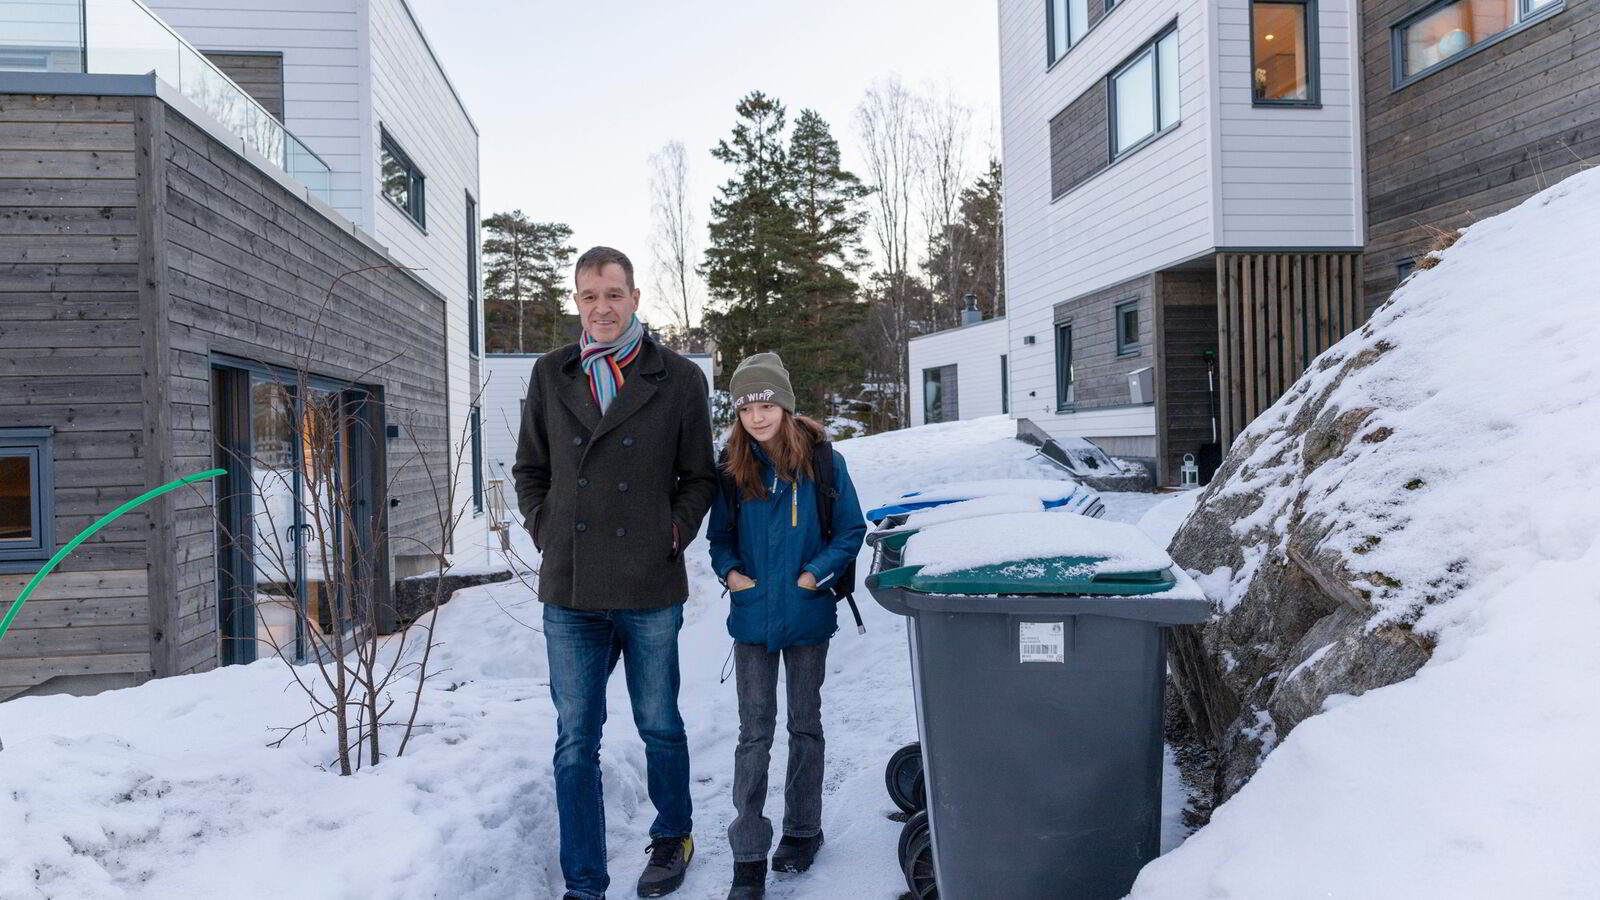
[544,602,693,900]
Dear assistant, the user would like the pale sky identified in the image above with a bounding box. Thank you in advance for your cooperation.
[409,0,1002,323]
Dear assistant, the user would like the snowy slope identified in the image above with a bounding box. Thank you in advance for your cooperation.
[1128,169,1600,897]
[0,416,1179,900]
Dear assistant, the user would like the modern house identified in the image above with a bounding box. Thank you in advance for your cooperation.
[996,0,1596,487]
[997,0,1367,487]
[906,304,1010,427]
[0,0,482,699]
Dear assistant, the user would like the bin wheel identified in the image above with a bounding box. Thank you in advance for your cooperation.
[897,810,929,870]
[885,742,925,814]
[902,827,938,899]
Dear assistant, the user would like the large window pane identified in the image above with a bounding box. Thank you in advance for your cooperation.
[1069,0,1089,45]
[1158,31,1180,126]
[1048,0,1091,63]
[0,455,32,542]
[1399,0,1539,78]
[1114,50,1156,153]
[1253,2,1312,102]
[1051,0,1070,63]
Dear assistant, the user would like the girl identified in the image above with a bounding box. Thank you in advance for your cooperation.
[707,352,867,900]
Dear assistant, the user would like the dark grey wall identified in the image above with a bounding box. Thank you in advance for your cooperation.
[1362,0,1600,313]
[201,52,285,121]
[1050,82,1110,199]
[155,106,452,674]
[1052,273,1154,410]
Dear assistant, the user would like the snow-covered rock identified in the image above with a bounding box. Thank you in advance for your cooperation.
[1139,168,1600,894]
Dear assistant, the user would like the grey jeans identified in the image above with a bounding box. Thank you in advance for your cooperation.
[728,640,829,862]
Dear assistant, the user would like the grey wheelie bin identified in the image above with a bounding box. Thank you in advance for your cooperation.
[865,511,1210,900]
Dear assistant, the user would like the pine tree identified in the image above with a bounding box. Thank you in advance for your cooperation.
[925,158,1005,320]
[784,109,870,421]
[482,211,575,352]
[701,92,799,388]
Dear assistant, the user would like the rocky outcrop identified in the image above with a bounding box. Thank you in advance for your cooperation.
[1167,338,1436,807]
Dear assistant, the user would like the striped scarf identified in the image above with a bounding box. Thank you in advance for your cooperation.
[579,315,645,414]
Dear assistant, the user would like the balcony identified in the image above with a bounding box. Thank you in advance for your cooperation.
[1,0,332,202]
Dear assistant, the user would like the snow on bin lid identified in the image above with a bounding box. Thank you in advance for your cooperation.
[903,511,1174,578]
[899,478,1085,504]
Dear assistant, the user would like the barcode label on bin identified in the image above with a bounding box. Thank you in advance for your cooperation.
[1019,622,1065,663]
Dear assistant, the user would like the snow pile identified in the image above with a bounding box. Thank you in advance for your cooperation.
[1130,169,1600,895]
[904,511,1172,577]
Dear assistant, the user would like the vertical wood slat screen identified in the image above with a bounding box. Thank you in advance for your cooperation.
[1215,251,1364,452]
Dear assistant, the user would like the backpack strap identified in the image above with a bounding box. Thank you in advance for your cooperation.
[811,441,865,635]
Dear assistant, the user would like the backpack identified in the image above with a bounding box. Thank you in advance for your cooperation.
[717,441,866,635]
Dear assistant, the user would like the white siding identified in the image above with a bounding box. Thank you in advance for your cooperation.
[1215,0,1363,246]
[145,0,368,222]
[999,0,1214,443]
[481,355,535,489]
[907,318,1011,427]
[367,0,480,541]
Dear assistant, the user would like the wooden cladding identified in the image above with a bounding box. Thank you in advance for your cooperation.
[1215,252,1364,450]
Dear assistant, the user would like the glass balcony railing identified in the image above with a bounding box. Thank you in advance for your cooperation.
[0,0,332,203]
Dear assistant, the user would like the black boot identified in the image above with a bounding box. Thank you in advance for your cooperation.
[770,832,824,873]
[727,860,766,899]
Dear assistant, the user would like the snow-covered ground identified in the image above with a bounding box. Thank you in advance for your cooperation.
[0,416,1183,900]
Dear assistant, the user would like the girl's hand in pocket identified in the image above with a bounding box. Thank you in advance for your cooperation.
[727,571,756,591]
[796,571,818,590]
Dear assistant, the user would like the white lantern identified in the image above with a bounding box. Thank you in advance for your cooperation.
[1180,453,1200,488]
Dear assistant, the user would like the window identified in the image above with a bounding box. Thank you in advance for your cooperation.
[1110,24,1180,158]
[1000,355,1010,415]
[1116,300,1141,355]
[380,128,426,228]
[1252,0,1318,104]
[1047,0,1090,65]
[466,193,480,356]
[0,429,53,569]
[1395,0,1563,84]
[1055,324,1075,410]
[470,405,484,514]
[923,367,950,423]
[1397,258,1418,285]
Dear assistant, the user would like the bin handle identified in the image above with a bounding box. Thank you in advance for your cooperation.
[867,565,923,590]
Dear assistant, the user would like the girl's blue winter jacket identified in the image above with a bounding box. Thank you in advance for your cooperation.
[706,443,867,651]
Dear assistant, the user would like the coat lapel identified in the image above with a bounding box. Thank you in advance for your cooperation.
[555,347,602,433]
[591,339,666,442]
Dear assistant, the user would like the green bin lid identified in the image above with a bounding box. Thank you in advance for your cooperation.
[873,557,1177,597]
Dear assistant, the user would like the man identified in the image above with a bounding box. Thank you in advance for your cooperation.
[513,246,718,900]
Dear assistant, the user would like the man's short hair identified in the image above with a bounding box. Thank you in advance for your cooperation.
[574,246,635,290]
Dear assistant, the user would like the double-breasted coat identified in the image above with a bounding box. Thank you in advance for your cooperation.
[512,337,717,609]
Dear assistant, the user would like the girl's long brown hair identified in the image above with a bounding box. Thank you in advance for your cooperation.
[724,411,827,501]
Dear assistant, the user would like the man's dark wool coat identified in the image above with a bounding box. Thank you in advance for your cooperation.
[513,337,717,609]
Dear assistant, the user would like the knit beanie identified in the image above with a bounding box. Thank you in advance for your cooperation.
[729,351,796,414]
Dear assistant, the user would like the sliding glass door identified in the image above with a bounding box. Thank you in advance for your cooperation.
[213,365,381,664]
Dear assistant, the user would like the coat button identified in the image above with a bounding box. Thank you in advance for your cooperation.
[615,527,627,537]
[617,481,628,492]
[576,522,587,533]
[622,437,635,447]
[578,478,589,487]
[572,436,584,446]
